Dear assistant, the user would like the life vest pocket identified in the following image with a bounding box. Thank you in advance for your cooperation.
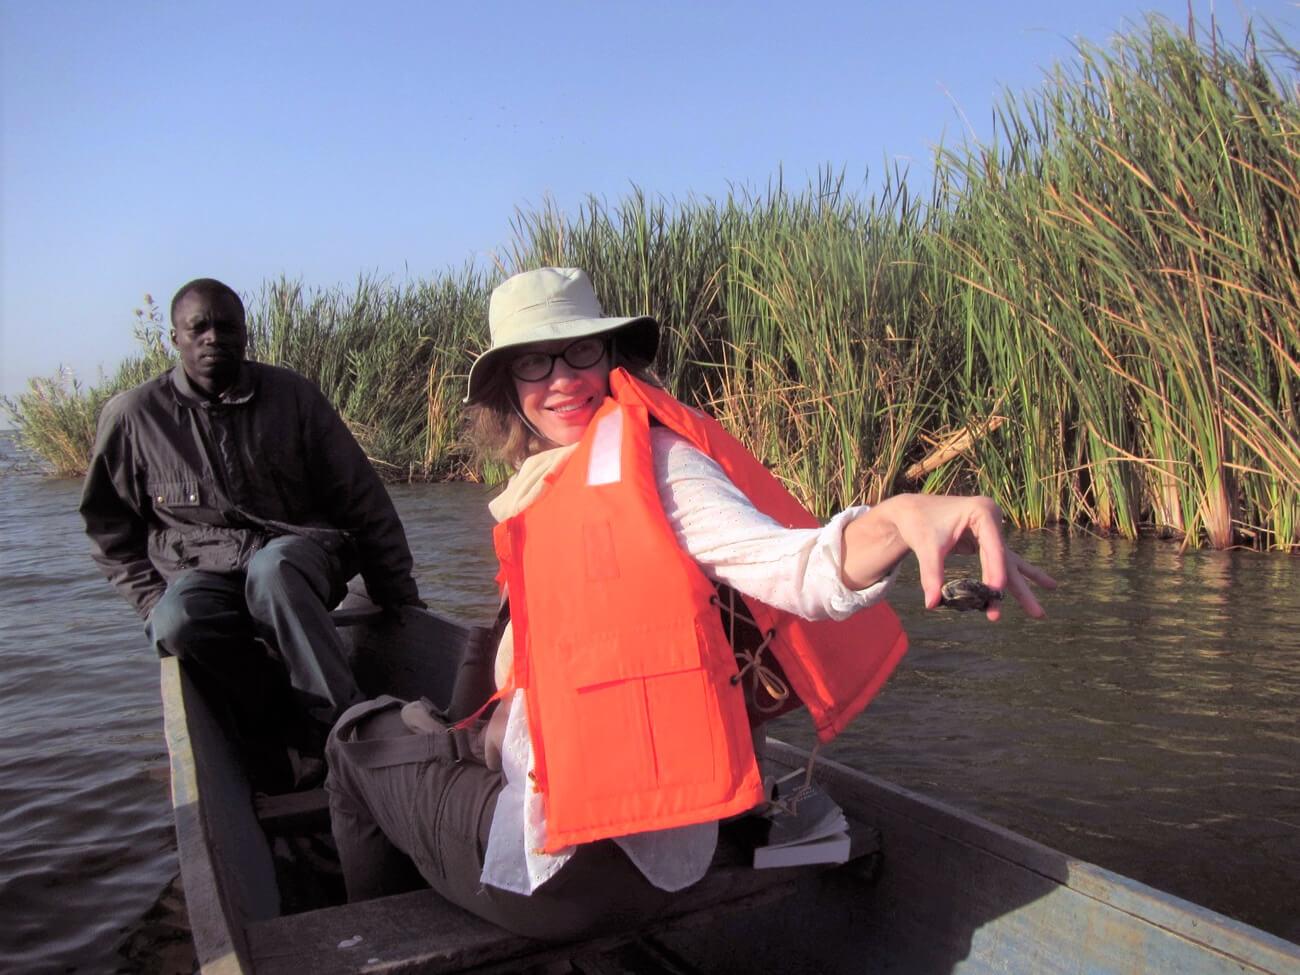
[561,620,703,687]
[569,680,657,798]
[553,619,725,801]
[568,668,719,798]
[641,668,718,788]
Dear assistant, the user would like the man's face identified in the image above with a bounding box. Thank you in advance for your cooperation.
[171,291,248,397]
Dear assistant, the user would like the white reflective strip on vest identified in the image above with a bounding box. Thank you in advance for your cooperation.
[587,410,624,485]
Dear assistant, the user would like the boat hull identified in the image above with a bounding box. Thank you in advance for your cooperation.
[161,605,1300,974]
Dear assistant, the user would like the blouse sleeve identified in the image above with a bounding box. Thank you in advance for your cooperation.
[651,429,898,621]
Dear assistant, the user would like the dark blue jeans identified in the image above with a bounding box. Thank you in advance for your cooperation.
[146,535,362,736]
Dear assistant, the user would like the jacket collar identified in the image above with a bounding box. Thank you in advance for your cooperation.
[170,362,256,407]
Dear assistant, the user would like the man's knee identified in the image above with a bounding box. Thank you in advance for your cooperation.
[146,588,192,653]
[147,577,244,657]
[246,537,339,608]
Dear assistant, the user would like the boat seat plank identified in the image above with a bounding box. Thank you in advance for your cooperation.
[254,789,330,835]
[245,820,879,975]
[328,605,384,628]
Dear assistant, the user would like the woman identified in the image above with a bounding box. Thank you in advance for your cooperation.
[325,267,1056,939]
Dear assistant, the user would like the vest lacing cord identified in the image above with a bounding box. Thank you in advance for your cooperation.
[711,588,823,788]
[713,588,790,715]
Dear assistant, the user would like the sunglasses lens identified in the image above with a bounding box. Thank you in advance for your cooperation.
[510,354,550,381]
[564,338,605,369]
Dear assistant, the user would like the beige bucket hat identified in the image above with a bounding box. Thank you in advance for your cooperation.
[465,267,659,403]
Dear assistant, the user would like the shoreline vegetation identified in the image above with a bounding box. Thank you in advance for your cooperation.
[6,17,1298,551]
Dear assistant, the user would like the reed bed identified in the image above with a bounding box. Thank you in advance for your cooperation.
[247,271,493,479]
[3,301,174,478]
[6,16,1297,549]
[937,16,1300,550]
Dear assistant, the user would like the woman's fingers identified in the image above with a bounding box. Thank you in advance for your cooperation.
[914,545,948,611]
[903,495,1002,611]
[970,501,1009,591]
[996,551,1057,619]
[953,499,1007,620]
[1013,552,1059,591]
[1002,565,1044,619]
[943,498,1057,621]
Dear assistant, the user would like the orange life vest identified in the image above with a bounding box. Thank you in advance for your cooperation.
[493,369,909,851]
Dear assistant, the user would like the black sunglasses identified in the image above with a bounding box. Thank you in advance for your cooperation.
[508,337,608,382]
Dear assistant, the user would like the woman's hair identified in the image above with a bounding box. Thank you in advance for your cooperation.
[465,340,661,469]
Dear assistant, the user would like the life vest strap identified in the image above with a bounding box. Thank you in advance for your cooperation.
[452,687,507,730]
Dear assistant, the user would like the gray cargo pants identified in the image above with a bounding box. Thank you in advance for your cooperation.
[325,697,675,941]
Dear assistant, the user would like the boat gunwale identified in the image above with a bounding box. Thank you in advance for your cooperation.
[161,655,256,974]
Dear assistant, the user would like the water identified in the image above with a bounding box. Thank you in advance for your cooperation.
[774,533,1300,939]
[1,431,1297,972]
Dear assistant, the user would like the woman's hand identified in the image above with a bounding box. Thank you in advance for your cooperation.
[841,493,1057,620]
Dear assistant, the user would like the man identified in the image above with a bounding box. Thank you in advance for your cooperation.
[80,277,422,765]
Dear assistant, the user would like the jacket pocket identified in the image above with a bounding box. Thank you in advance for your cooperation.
[146,479,206,511]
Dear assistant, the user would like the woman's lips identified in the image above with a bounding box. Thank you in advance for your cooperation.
[547,395,594,416]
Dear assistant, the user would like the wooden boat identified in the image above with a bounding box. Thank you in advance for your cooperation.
[162,599,1300,974]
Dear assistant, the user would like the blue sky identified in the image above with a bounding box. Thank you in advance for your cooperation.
[2,0,1296,404]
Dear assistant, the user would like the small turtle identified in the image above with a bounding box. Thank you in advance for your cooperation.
[939,578,1003,612]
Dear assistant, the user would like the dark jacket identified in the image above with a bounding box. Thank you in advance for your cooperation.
[79,363,420,618]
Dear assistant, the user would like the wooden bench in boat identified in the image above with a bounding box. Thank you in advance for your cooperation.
[244,816,879,975]
[252,789,331,835]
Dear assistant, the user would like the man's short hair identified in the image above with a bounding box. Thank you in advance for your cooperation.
[170,278,245,323]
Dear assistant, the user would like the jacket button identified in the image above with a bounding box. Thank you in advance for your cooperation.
[189,494,198,502]
[156,495,165,503]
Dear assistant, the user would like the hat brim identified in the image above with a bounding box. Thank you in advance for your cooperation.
[464,315,659,404]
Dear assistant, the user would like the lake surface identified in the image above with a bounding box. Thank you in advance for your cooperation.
[1,430,1296,972]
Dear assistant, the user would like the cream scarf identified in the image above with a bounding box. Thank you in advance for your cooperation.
[487,443,577,523]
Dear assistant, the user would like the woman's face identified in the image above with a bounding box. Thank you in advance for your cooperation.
[510,336,612,447]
